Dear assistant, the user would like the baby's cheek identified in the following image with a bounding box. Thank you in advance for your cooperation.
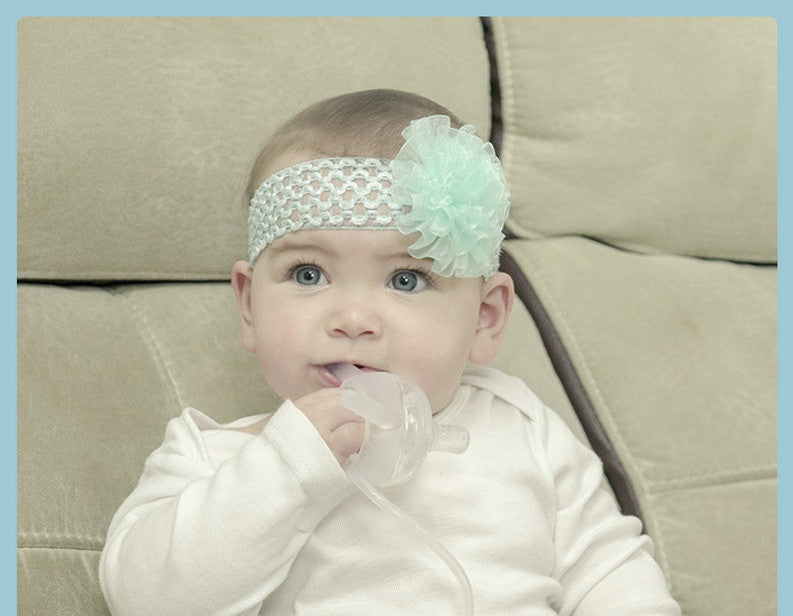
[412,363,465,412]
[420,351,472,410]
[255,314,303,361]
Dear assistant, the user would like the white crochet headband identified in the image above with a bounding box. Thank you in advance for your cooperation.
[248,115,510,278]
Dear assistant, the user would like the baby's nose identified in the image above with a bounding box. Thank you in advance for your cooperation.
[326,297,382,339]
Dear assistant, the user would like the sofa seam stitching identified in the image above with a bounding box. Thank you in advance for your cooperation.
[18,543,103,553]
[18,530,105,550]
[647,465,777,493]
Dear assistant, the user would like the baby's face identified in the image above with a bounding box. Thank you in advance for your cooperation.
[244,229,485,412]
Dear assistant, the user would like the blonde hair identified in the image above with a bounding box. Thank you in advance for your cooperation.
[244,89,464,205]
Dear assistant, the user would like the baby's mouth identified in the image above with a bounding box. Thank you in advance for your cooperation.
[326,363,365,381]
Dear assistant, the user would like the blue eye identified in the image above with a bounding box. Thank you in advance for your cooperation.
[390,270,428,292]
[292,265,327,286]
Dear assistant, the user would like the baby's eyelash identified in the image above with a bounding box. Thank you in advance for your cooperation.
[282,259,321,280]
[396,264,436,287]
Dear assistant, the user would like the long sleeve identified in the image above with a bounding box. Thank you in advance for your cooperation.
[537,407,681,616]
[99,401,352,616]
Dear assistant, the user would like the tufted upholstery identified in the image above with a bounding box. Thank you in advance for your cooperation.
[17,17,776,615]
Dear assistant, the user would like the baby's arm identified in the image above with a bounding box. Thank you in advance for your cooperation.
[99,393,357,616]
[539,408,681,616]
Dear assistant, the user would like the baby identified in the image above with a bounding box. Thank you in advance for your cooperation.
[99,89,680,615]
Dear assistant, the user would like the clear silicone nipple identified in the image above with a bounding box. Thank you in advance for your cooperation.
[328,364,470,486]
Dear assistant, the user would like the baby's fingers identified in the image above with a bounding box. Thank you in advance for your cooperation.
[294,389,366,465]
[325,419,365,466]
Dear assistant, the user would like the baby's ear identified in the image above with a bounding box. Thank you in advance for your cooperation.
[469,272,515,364]
[231,260,256,353]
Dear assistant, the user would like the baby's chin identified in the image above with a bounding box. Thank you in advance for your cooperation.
[428,391,458,415]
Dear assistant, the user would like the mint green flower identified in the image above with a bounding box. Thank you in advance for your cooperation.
[391,115,510,278]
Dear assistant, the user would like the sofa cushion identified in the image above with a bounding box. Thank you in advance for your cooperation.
[493,17,777,262]
[504,236,776,615]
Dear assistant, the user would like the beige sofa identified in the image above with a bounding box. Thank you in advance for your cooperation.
[17,17,777,615]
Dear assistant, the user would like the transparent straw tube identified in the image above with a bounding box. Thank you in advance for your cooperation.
[346,465,474,616]
[329,364,474,614]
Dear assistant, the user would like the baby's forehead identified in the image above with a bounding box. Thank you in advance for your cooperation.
[265,228,421,261]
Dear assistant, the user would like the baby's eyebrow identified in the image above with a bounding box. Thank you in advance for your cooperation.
[266,233,427,264]
[266,238,333,257]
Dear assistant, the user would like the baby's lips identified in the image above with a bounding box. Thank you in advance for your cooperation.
[315,364,345,387]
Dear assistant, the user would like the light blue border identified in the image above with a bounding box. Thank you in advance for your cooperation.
[6,3,789,614]
[3,6,17,615]
[1,1,790,16]
[776,7,789,615]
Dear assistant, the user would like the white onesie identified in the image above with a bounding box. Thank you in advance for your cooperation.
[100,366,680,616]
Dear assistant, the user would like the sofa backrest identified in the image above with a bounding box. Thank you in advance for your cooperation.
[21,17,775,279]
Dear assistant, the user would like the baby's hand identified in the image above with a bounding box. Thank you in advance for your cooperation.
[293,388,365,466]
